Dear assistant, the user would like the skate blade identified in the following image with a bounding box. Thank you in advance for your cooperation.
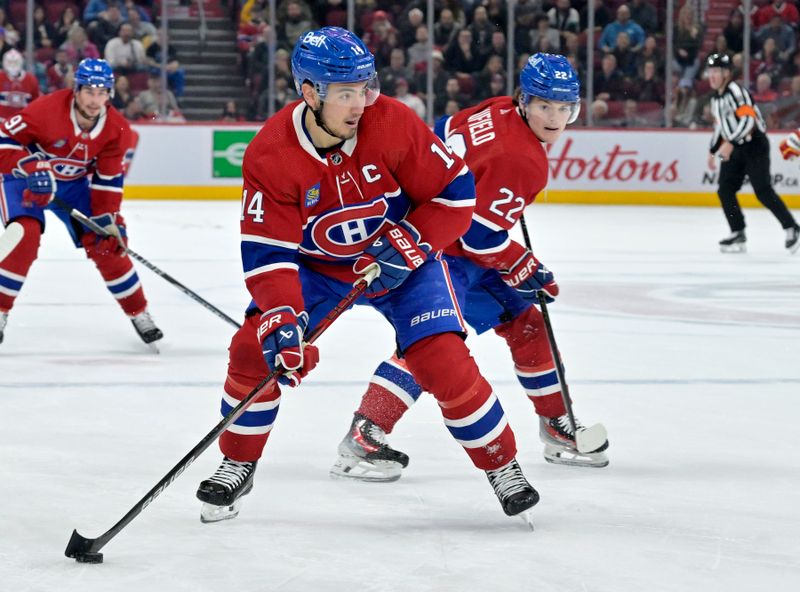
[789,241,800,255]
[517,509,535,531]
[145,342,160,354]
[200,500,244,523]
[329,455,402,483]
[544,444,609,468]
[575,423,608,453]
[720,244,746,254]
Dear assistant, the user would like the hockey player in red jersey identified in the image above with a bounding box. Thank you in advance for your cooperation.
[0,59,162,347]
[196,27,539,524]
[0,50,40,122]
[330,54,610,483]
[779,129,800,251]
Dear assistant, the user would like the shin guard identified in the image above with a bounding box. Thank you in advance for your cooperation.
[0,218,41,311]
[219,316,281,462]
[356,354,423,433]
[83,238,147,316]
[405,333,517,470]
[495,306,567,418]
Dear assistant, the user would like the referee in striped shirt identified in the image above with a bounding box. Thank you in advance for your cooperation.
[706,53,799,253]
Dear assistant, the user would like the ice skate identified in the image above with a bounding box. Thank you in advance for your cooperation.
[786,225,800,254]
[330,414,409,482]
[540,414,609,468]
[0,311,7,344]
[196,457,257,523]
[719,230,746,253]
[486,459,540,524]
[130,309,163,350]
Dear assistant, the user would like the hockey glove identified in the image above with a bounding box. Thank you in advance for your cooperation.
[257,306,320,387]
[352,222,431,298]
[500,251,560,303]
[82,213,128,257]
[780,131,800,160]
[12,153,56,208]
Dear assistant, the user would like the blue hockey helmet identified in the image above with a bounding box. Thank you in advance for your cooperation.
[75,58,115,96]
[520,53,580,123]
[291,27,379,106]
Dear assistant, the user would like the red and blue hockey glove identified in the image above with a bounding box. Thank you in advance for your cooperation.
[352,222,431,298]
[12,153,56,208]
[257,306,320,387]
[81,213,128,257]
[500,251,560,303]
[780,131,800,161]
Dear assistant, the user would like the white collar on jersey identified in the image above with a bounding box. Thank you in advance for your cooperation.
[70,101,107,140]
[292,102,357,165]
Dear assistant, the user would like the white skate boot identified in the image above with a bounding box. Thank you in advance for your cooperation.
[330,414,409,482]
[540,414,609,468]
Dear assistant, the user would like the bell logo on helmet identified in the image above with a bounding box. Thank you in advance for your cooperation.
[302,32,328,48]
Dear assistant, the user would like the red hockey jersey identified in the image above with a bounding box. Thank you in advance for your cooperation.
[441,96,549,269]
[240,95,476,316]
[0,71,40,121]
[0,88,131,213]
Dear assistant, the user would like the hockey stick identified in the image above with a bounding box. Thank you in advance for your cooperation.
[64,267,378,563]
[518,214,606,454]
[51,197,242,330]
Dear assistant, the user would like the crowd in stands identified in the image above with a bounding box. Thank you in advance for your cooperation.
[5,0,800,128]
[237,0,800,129]
[0,0,185,122]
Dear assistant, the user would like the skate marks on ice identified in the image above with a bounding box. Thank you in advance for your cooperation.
[562,280,800,328]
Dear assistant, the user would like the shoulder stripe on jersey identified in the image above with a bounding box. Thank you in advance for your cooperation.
[241,234,300,250]
[244,262,299,279]
[431,196,477,207]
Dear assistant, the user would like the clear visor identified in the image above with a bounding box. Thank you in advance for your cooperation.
[321,76,381,108]
[526,98,580,124]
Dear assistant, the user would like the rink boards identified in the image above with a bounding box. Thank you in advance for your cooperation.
[125,124,800,208]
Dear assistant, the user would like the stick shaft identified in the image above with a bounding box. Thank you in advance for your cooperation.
[65,273,372,558]
[519,213,579,433]
[52,197,242,329]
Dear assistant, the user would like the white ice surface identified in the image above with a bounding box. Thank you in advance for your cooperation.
[1,202,799,592]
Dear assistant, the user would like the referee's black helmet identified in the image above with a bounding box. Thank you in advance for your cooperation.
[706,53,732,69]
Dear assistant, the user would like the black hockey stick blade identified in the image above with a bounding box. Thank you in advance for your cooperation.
[65,529,104,563]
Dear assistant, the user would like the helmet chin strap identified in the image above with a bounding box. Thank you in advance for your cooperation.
[311,100,348,141]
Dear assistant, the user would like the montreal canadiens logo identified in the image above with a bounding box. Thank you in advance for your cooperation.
[310,198,392,258]
[49,158,89,180]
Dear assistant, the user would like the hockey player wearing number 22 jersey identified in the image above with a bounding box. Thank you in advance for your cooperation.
[0,59,162,347]
[332,54,610,483]
[196,27,540,524]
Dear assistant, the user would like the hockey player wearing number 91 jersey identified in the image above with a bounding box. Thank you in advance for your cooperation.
[331,54,610,483]
[196,26,541,524]
[0,58,162,347]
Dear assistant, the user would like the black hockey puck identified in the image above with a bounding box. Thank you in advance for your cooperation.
[75,552,104,564]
